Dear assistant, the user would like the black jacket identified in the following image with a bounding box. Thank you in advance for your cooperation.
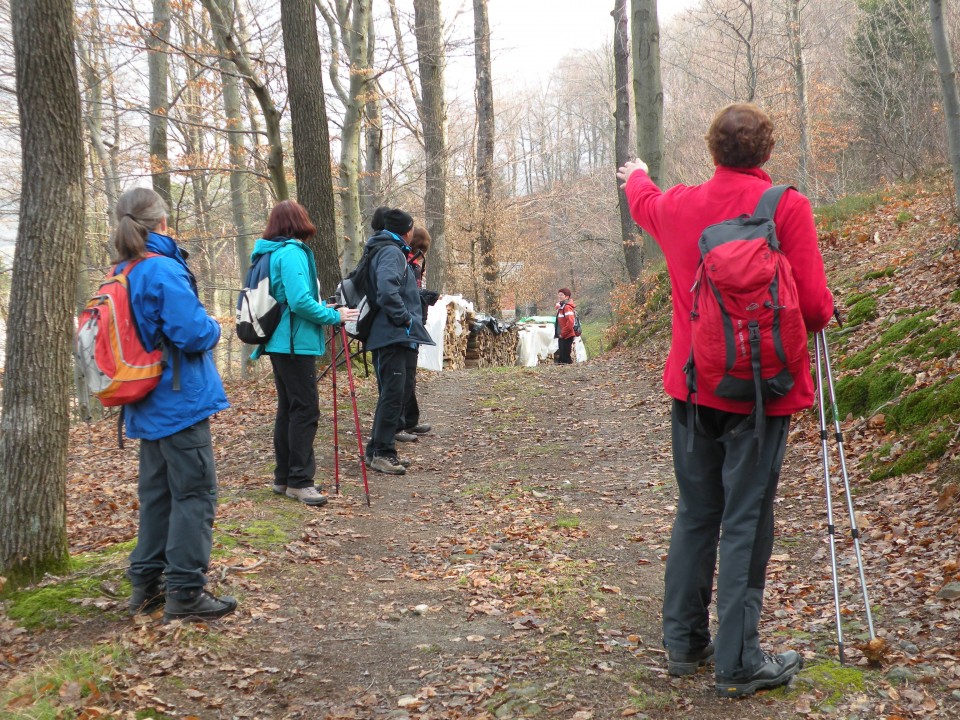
[364,231,436,351]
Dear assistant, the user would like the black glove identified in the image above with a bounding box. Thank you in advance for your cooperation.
[420,289,440,306]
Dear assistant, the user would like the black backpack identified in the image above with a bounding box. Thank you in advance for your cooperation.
[335,240,394,342]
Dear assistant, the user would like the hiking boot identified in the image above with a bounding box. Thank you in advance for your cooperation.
[129,578,165,615]
[406,423,431,434]
[715,650,803,698]
[365,455,410,468]
[667,643,714,676]
[271,483,287,495]
[369,454,407,475]
[285,486,329,506]
[395,431,419,442]
[163,589,238,623]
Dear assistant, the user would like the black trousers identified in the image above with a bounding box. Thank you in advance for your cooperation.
[398,348,420,431]
[269,354,319,489]
[366,344,416,458]
[557,337,574,364]
[663,400,790,680]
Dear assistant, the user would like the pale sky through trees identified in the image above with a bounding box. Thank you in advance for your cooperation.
[470,0,699,90]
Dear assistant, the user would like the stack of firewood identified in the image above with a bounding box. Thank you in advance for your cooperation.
[442,302,469,370]
[465,318,518,368]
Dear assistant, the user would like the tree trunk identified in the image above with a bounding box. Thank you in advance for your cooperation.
[930,0,960,217]
[614,0,642,281]
[201,0,289,201]
[631,0,664,266]
[414,0,448,293]
[0,0,84,587]
[213,0,254,375]
[148,0,172,207]
[787,0,811,196]
[281,0,342,297]
[362,6,384,228]
[474,0,499,312]
[317,0,373,270]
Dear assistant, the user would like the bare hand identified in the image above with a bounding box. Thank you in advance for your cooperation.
[616,159,649,189]
[338,306,359,323]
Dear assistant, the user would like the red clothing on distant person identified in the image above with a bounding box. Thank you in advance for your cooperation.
[623,164,834,415]
[556,300,577,340]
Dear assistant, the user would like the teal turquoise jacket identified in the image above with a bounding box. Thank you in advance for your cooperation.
[249,238,341,359]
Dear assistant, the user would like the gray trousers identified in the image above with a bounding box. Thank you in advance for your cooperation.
[127,419,217,598]
[663,400,790,679]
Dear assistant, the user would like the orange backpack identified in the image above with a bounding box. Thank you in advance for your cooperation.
[76,255,164,406]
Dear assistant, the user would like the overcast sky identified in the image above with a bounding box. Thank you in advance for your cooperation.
[477,0,699,90]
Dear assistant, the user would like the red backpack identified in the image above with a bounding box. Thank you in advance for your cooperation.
[76,254,164,407]
[684,185,807,446]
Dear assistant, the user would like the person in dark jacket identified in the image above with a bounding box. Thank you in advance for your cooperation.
[617,104,834,697]
[251,200,358,506]
[363,208,436,474]
[395,226,437,443]
[116,187,236,623]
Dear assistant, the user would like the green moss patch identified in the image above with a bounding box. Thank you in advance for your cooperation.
[797,661,866,708]
[1,645,128,716]
[845,297,878,326]
[815,191,887,231]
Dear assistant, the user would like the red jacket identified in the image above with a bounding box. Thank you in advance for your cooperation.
[624,165,834,415]
[556,300,577,339]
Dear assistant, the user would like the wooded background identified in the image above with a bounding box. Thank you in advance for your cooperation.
[2,0,960,586]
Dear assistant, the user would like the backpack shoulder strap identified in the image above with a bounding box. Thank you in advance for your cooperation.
[114,251,163,278]
[753,184,794,220]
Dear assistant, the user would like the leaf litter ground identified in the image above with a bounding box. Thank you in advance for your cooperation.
[3,334,960,719]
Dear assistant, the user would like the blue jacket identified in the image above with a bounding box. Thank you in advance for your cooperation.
[249,238,341,359]
[123,232,229,441]
[365,231,435,351]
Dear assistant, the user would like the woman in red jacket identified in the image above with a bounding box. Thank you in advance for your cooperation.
[554,288,577,364]
[617,103,833,698]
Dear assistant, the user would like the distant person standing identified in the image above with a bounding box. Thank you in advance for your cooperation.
[251,200,358,506]
[364,208,436,474]
[115,187,236,623]
[554,288,577,364]
[395,226,439,443]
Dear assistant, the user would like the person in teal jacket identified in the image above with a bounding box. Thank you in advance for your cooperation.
[251,200,357,506]
[116,187,236,624]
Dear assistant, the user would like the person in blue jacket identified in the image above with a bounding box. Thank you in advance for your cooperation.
[363,208,436,475]
[115,187,236,623]
[250,200,357,505]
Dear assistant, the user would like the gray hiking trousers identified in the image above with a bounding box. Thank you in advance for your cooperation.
[662,400,790,679]
[127,420,218,597]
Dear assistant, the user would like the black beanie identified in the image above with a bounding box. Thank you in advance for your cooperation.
[371,206,388,231]
[383,208,414,235]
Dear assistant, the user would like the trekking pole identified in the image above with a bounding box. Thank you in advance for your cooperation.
[330,325,341,496]
[815,329,877,663]
[814,331,847,664]
[339,324,371,506]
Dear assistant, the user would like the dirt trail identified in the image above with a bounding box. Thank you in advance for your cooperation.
[4,346,958,719]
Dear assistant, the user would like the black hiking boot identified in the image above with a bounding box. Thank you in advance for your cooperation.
[129,578,166,615]
[163,589,238,623]
[667,643,714,676]
[715,650,803,698]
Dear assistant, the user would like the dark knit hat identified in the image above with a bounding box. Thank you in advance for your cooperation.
[371,206,388,231]
[558,287,572,297]
[383,208,414,235]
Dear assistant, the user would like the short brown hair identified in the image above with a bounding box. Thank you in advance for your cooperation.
[263,200,316,241]
[410,226,431,253]
[705,103,775,169]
